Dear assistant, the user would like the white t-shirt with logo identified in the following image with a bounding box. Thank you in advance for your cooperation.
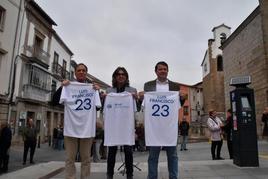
[60,82,101,138]
[104,92,136,146]
[144,91,179,146]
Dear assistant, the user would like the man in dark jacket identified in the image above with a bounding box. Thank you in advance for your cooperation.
[223,109,233,159]
[262,107,268,138]
[0,121,12,173]
[179,117,190,151]
[22,118,37,165]
[143,61,186,179]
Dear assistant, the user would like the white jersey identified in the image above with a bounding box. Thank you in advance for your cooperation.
[60,82,101,138]
[104,92,136,146]
[144,91,179,146]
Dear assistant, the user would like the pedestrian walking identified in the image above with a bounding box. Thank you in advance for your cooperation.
[52,127,58,149]
[223,109,233,159]
[262,107,268,138]
[179,117,189,151]
[57,124,64,150]
[0,121,12,173]
[22,118,37,165]
[93,121,103,162]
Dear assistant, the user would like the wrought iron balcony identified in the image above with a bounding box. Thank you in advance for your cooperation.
[52,62,70,80]
[21,64,51,102]
[22,84,50,102]
[25,45,50,65]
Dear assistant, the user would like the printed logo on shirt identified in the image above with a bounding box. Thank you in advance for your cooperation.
[106,103,131,109]
[107,104,112,109]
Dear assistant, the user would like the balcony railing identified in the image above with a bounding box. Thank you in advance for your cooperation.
[21,64,51,102]
[22,84,50,102]
[52,62,70,80]
[25,45,50,65]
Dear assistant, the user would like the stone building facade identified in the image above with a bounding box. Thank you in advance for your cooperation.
[201,24,231,114]
[221,1,268,136]
[0,0,110,145]
[0,0,25,126]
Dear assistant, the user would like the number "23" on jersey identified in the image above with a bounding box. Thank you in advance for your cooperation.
[75,98,91,110]
[152,104,169,117]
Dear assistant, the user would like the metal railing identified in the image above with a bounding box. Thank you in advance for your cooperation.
[25,45,50,64]
[52,62,70,80]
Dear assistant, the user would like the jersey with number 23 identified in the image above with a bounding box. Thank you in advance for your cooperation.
[144,91,179,146]
[60,82,101,138]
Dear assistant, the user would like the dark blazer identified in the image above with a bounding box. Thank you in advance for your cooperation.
[0,126,12,151]
[52,86,63,105]
[144,80,185,106]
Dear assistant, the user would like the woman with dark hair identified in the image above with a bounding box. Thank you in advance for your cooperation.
[104,67,137,179]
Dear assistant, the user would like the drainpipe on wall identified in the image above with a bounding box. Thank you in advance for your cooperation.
[7,0,27,123]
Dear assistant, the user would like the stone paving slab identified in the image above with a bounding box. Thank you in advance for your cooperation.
[1,159,268,179]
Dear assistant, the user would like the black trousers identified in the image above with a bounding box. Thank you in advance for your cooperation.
[0,148,9,172]
[107,145,133,176]
[211,140,223,159]
[227,139,233,159]
[23,140,37,163]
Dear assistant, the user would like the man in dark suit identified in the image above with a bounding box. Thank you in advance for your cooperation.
[0,121,12,173]
[144,61,185,179]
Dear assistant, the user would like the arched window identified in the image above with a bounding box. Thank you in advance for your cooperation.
[217,55,223,71]
[220,33,227,45]
[220,33,226,40]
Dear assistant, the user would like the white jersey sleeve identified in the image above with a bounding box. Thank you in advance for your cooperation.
[60,82,101,138]
[104,92,135,146]
[144,91,179,146]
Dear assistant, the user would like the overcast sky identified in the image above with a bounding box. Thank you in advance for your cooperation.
[36,0,259,91]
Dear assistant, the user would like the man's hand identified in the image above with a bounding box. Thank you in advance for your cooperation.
[132,92,138,100]
[138,91,144,101]
[93,82,100,91]
[61,80,70,86]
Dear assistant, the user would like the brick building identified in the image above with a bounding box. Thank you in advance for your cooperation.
[221,0,268,136]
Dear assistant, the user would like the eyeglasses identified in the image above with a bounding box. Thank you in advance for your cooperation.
[117,73,126,76]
